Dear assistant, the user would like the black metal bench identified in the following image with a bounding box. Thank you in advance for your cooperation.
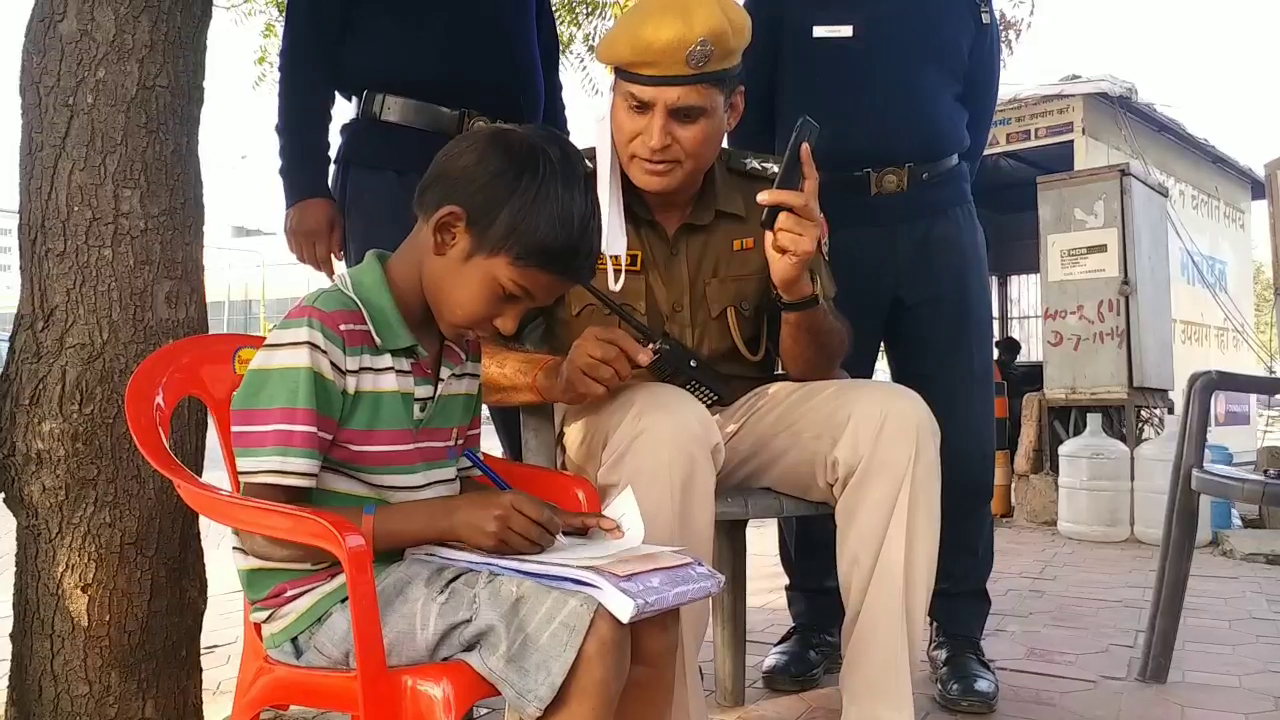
[516,404,832,706]
[1136,369,1280,683]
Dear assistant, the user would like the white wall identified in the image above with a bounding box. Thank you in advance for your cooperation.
[1077,97,1261,456]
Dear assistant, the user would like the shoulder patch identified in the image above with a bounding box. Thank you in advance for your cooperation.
[722,148,781,180]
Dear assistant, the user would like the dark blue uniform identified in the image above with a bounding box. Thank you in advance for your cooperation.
[277,2,566,462]
[730,0,1002,710]
[276,0,567,262]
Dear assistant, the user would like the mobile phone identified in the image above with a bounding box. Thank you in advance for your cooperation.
[761,115,821,231]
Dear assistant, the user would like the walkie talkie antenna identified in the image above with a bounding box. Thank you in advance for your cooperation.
[581,284,657,341]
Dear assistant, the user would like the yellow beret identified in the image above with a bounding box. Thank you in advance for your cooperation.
[595,0,752,86]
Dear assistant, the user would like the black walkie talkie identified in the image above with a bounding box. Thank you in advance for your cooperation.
[581,284,735,408]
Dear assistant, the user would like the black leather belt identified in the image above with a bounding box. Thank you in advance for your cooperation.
[830,154,961,196]
[357,92,498,137]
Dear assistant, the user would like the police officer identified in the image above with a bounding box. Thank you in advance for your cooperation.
[481,1,944,718]
[730,0,1003,713]
[275,1,566,459]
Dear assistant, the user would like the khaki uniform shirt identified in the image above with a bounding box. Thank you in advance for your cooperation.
[543,148,838,401]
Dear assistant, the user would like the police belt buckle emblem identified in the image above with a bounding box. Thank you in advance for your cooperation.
[870,164,912,196]
[464,112,504,133]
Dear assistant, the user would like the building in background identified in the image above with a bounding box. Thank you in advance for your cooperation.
[204,225,330,334]
[0,207,17,303]
[0,224,331,335]
[977,75,1266,459]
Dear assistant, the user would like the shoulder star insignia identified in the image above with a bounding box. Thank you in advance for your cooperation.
[743,156,764,172]
[759,161,780,177]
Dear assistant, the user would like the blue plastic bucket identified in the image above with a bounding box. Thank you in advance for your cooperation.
[1204,443,1234,542]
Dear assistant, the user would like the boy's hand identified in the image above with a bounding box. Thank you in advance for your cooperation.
[446,491,625,554]
[554,508,624,538]
[448,491,561,555]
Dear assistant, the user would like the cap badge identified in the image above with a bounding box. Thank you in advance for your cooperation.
[685,37,715,70]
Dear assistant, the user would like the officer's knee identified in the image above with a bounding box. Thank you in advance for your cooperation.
[837,380,941,450]
[614,383,723,458]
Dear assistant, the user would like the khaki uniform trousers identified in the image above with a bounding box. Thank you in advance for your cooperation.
[556,378,942,720]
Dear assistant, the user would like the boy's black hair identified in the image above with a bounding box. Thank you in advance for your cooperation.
[413,125,600,285]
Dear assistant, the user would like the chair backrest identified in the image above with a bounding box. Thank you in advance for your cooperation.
[125,333,263,497]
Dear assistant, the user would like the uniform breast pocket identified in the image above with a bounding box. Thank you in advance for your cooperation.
[703,274,771,362]
[567,276,649,336]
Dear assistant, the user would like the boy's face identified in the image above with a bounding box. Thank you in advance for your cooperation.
[421,209,576,342]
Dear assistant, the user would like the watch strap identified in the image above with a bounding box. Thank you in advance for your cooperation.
[773,271,822,313]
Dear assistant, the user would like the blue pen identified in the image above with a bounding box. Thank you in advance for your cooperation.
[462,449,568,543]
[463,449,513,491]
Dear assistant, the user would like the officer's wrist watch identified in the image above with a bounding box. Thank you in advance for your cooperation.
[773,270,822,313]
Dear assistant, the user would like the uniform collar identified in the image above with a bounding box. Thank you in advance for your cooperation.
[335,250,418,352]
[623,155,747,226]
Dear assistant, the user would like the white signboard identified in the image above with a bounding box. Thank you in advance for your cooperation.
[987,96,1083,154]
[1046,228,1121,282]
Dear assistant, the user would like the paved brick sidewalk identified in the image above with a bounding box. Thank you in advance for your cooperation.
[3,422,1280,720]
[730,522,1280,720]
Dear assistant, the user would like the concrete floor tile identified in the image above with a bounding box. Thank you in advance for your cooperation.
[1182,709,1245,720]
[1056,685,1124,720]
[1154,684,1277,714]
[1182,672,1243,688]
[1178,627,1259,646]
[1240,673,1280,698]
[1184,642,1239,655]
[1000,670,1095,693]
[1236,644,1280,662]
[1012,632,1110,655]
[1231,619,1280,638]
[995,659,1100,682]
[1073,650,1135,680]
[1173,651,1268,676]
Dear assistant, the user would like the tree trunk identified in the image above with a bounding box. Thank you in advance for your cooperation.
[0,1,213,718]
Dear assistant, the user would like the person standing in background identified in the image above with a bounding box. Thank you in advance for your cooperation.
[730,0,1003,713]
[276,1,567,461]
[277,1,568,276]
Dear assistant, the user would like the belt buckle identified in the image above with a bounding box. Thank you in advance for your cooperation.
[462,111,500,133]
[869,163,913,196]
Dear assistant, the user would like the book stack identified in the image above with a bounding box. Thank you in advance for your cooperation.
[410,487,724,623]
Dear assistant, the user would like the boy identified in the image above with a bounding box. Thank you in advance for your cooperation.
[231,125,678,720]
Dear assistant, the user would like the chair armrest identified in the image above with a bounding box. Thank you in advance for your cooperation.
[479,453,601,514]
[164,468,391,679]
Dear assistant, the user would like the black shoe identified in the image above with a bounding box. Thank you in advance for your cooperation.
[928,623,1000,714]
[760,624,842,693]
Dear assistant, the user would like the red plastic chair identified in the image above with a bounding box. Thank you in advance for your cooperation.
[124,333,601,720]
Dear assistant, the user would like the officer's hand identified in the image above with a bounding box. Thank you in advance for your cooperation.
[755,142,824,300]
[285,197,345,278]
[539,327,654,405]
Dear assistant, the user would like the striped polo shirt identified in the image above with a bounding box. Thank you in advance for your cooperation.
[229,250,483,648]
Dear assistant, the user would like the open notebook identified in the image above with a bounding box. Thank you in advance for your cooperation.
[409,487,725,623]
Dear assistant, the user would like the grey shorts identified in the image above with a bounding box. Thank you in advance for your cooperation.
[269,555,598,719]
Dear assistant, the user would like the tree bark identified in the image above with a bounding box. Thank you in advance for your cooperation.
[0,1,213,718]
